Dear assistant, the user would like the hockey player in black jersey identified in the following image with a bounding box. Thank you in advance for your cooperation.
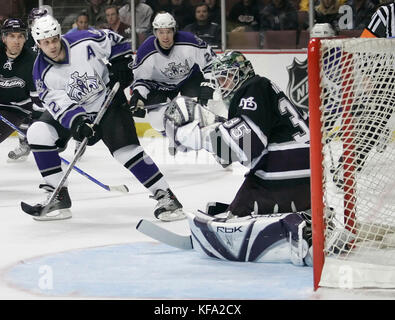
[162,52,312,265]
[0,18,44,161]
[166,51,311,216]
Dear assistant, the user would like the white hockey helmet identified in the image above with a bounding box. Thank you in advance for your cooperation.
[31,14,61,44]
[152,12,177,32]
[310,23,335,38]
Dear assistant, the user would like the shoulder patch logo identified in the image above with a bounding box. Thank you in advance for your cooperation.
[35,79,45,94]
[286,58,308,110]
[239,97,257,111]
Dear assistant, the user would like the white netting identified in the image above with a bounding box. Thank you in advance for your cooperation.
[318,38,395,287]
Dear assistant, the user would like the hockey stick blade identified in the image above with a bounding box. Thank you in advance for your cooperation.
[108,184,129,193]
[136,219,193,250]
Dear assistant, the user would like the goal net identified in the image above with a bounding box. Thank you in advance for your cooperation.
[308,37,395,289]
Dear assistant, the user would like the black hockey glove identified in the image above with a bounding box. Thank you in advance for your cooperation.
[71,115,102,146]
[198,81,215,106]
[129,89,147,118]
[108,54,134,89]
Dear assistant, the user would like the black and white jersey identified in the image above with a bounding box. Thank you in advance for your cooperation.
[366,3,395,38]
[212,75,310,187]
[0,43,38,115]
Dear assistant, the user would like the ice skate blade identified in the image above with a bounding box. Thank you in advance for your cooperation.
[157,209,186,222]
[33,208,72,221]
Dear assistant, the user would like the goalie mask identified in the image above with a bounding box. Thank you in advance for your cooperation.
[211,51,255,99]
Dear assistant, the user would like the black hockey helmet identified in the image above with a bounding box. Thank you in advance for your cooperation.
[1,18,27,38]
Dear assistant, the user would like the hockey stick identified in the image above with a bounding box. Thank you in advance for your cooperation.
[21,82,121,217]
[136,219,193,250]
[0,113,128,193]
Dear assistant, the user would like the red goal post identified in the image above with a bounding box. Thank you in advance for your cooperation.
[308,37,395,290]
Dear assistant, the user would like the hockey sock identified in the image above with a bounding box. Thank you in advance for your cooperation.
[113,144,169,194]
[30,145,66,187]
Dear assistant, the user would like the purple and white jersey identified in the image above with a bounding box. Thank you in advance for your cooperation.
[33,29,132,129]
[131,31,217,99]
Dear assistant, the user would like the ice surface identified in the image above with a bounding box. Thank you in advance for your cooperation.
[1,136,395,299]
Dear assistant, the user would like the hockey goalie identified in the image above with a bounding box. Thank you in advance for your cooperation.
[156,51,313,266]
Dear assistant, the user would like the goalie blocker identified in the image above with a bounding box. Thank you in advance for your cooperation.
[185,210,312,266]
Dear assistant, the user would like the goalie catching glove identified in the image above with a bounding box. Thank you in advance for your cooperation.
[71,115,102,146]
[164,96,220,126]
[163,96,221,152]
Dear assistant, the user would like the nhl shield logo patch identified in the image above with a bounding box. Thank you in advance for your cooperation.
[286,58,308,110]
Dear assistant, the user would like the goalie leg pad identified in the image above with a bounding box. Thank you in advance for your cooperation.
[185,211,311,266]
[206,202,230,216]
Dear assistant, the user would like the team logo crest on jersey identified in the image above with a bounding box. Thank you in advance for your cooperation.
[286,58,308,110]
[239,97,257,111]
[161,60,190,79]
[67,71,104,102]
[0,75,25,88]
[35,79,45,94]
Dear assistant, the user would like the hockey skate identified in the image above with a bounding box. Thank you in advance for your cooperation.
[7,136,30,162]
[150,188,185,222]
[21,184,72,221]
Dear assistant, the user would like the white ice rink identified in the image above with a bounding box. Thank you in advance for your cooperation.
[1,135,395,300]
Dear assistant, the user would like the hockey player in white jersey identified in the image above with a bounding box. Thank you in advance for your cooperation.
[129,12,217,139]
[22,15,185,222]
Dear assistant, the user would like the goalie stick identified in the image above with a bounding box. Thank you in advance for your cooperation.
[21,82,121,217]
[0,114,128,194]
[136,219,193,250]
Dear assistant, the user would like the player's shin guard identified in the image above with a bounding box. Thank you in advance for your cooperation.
[31,146,64,186]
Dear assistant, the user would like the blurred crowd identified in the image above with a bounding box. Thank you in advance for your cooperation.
[1,0,393,49]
